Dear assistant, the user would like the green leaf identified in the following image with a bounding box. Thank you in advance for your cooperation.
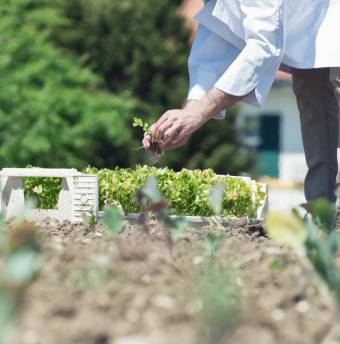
[267,259,287,271]
[266,212,307,254]
[312,199,336,234]
[5,249,42,284]
[103,207,123,237]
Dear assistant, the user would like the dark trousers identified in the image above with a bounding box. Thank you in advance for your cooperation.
[292,68,340,203]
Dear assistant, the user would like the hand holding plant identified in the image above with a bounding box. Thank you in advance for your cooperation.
[133,117,162,156]
[147,108,205,152]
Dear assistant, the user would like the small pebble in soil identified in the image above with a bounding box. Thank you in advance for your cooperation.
[152,294,176,310]
[296,300,310,313]
[140,274,152,284]
[92,254,110,266]
[114,335,150,344]
[271,308,285,322]
[192,255,204,265]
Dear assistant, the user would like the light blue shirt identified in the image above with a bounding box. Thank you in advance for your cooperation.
[188,0,340,116]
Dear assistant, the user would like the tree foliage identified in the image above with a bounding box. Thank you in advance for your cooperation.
[54,0,190,115]
[0,0,136,168]
[0,0,254,175]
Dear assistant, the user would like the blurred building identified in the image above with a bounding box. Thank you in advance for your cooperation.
[179,0,307,183]
[237,74,307,183]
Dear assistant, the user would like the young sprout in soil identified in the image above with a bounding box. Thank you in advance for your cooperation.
[267,259,287,271]
[0,217,42,343]
[136,177,187,254]
[132,117,163,157]
[204,182,226,259]
[195,262,240,344]
[68,257,112,289]
[102,206,123,238]
[204,232,224,260]
[82,207,98,231]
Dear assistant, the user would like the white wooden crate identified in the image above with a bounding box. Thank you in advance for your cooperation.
[0,168,98,223]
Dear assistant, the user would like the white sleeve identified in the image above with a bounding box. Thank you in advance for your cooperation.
[214,0,286,105]
[187,24,240,119]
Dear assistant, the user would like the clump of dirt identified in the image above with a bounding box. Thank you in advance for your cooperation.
[14,218,334,344]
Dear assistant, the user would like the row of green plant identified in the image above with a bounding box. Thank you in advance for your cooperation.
[89,166,265,218]
[24,166,265,218]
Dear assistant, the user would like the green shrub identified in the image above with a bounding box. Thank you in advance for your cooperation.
[24,177,62,209]
[0,0,137,169]
[86,166,265,218]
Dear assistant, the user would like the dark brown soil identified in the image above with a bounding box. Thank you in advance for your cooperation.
[15,219,335,344]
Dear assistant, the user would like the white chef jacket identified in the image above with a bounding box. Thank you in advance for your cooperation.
[188,0,340,117]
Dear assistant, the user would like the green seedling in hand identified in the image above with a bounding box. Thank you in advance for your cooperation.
[132,117,162,156]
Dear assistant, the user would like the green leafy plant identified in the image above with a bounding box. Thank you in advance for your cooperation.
[23,166,265,218]
[85,166,265,218]
[24,176,62,209]
[132,117,151,135]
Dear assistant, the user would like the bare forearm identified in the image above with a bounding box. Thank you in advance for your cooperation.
[185,88,242,122]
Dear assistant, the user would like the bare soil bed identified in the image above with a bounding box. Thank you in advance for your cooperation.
[16,219,335,344]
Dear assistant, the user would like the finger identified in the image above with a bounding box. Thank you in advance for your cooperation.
[149,124,156,135]
[143,136,158,156]
[152,111,171,134]
[154,121,174,142]
[163,136,189,151]
[162,126,182,145]
[143,137,150,150]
